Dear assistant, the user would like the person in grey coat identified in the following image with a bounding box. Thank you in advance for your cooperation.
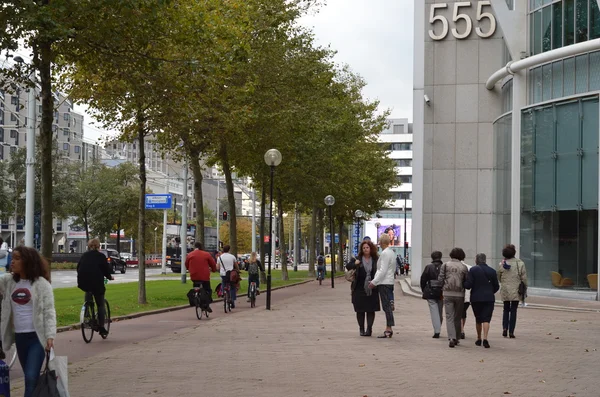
[438,247,468,348]
[497,244,527,338]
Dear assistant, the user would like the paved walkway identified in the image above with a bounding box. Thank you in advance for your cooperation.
[17,279,600,397]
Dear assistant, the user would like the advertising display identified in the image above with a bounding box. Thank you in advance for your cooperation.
[364,218,412,247]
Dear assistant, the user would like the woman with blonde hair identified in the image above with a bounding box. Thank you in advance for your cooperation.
[246,252,264,300]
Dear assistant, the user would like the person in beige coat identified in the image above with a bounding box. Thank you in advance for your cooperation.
[497,244,527,338]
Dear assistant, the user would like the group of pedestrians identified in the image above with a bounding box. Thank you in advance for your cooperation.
[345,234,397,338]
[421,244,527,349]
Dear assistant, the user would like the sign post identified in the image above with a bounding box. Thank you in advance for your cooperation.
[145,194,172,274]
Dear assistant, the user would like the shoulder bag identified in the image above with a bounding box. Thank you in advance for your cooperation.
[517,260,527,301]
[345,258,357,282]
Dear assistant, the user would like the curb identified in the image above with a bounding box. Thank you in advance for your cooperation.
[57,278,321,333]
[397,278,600,314]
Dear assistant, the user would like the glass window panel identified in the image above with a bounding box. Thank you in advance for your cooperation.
[534,211,559,288]
[556,102,580,210]
[565,0,575,45]
[534,0,542,9]
[591,0,600,39]
[534,10,543,55]
[564,57,576,96]
[575,54,589,94]
[552,61,564,98]
[543,64,553,101]
[582,98,599,209]
[534,106,555,211]
[522,110,535,212]
[578,210,599,287]
[589,51,600,90]
[534,66,543,103]
[542,5,552,52]
[576,0,589,43]
[553,2,564,49]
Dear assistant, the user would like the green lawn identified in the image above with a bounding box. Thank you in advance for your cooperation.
[54,270,314,327]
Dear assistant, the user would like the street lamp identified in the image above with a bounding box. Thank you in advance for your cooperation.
[402,197,408,261]
[14,56,36,248]
[264,148,282,310]
[324,195,335,288]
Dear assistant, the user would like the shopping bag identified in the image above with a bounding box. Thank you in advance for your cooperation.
[31,352,59,397]
[0,358,9,397]
[48,351,69,397]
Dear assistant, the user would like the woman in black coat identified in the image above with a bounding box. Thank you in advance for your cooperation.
[346,240,381,336]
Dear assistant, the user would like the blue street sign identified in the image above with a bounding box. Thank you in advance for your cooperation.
[145,194,173,210]
[325,234,339,245]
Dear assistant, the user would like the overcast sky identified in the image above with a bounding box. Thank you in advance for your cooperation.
[80,0,415,142]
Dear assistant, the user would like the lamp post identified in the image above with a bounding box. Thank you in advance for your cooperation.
[354,210,363,258]
[324,195,335,288]
[264,149,282,310]
[14,56,36,247]
[403,197,408,261]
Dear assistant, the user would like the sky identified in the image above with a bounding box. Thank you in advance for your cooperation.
[79,0,415,142]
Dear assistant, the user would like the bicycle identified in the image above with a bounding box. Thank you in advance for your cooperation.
[248,281,257,308]
[223,282,232,313]
[80,296,111,343]
[317,268,325,285]
[193,285,210,320]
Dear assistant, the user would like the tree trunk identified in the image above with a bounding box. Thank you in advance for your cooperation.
[220,144,237,256]
[277,190,288,281]
[84,214,90,242]
[338,216,345,272]
[317,208,324,257]
[38,38,54,263]
[136,113,147,304]
[259,175,266,285]
[308,206,317,277]
[190,152,205,246]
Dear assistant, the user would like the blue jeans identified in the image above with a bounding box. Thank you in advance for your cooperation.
[248,274,260,291]
[15,332,45,397]
[221,276,237,302]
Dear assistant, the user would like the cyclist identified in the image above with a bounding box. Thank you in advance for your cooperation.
[77,238,113,337]
[185,242,217,312]
[316,252,326,280]
[217,245,239,308]
[246,252,264,302]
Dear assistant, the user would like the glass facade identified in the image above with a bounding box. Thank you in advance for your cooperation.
[520,97,599,288]
[530,0,600,55]
[493,114,512,265]
[528,50,600,104]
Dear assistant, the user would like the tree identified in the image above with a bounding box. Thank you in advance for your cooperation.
[218,218,253,254]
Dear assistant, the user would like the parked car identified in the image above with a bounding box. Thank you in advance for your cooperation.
[100,249,127,274]
[121,252,132,261]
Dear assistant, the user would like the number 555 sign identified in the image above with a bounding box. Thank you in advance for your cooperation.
[429,1,497,41]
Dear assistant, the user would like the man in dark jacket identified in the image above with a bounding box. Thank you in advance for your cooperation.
[464,253,500,348]
[77,238,113,336]
[420,251,444,338]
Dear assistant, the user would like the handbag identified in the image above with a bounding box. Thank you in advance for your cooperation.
[32,351,60,397]
[48,349,69,397]
[517,260,527,301]
[345,268,356,282]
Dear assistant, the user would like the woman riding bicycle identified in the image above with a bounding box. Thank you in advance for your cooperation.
[246,252,264,301]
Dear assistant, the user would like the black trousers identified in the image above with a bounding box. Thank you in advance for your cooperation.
[84,291,106,329]
[193,281,213,303]
[356,312,375,331]
[502,301,519,333]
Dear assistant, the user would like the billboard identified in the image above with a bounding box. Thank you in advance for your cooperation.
[364,218,412,247]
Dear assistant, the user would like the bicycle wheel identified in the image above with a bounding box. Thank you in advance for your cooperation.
[101,300,111,339]
[223,289,229,313]
[81,301,95,343]
[250,284,256,308]
[195,293,203,320]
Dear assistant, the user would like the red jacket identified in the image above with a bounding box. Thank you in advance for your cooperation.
[185,249,217,282]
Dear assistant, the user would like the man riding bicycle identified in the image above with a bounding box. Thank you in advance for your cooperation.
[77,238,113,337]
[316,252,326,280]
[217,245,239,308]
[185,242,217,312]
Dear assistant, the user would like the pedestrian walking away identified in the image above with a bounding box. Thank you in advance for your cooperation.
[497,244,527,339]
[420,251,444,338]
[369,234,396,338]
[461,260,473,340]
[185,242,217,312]
[438,247,468,348]
[346,241,380,336]
[0,246,57,397]
[464,253,500,348]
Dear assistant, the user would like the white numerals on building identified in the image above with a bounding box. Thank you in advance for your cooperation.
[428,1,496,41]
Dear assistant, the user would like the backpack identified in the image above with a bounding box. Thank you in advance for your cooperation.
[317,255,324,265]
[248,261,259,275]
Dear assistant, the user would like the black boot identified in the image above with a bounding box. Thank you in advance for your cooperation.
[365,327,372,336]
[359,327,366,336]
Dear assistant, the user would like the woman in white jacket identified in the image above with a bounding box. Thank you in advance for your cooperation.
[369,234,396,338]
[0,246,56,397]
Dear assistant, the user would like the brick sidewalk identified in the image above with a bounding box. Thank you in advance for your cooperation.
[35,280,600,397]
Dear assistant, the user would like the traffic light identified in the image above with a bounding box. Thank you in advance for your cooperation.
[222,211,228,221]
[404,241,409,249]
